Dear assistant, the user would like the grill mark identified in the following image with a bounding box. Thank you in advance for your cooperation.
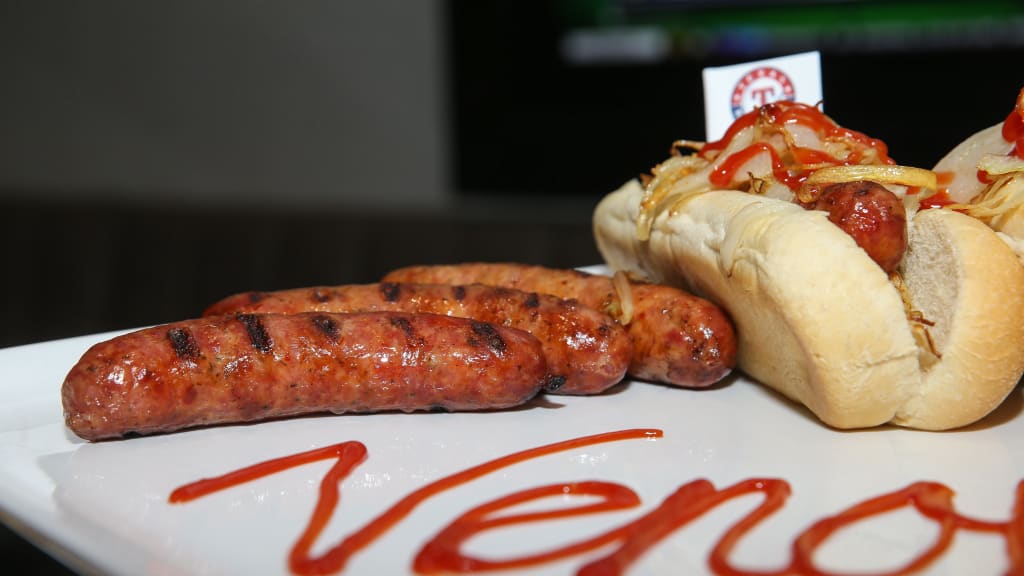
[390,315,416,339]
[247,292,266,304]
[311,288,332,303]
[237,314,273,353]
[469,321,507,354]
[167,328,200,360]
[524,292,540,308]
[492,286,515,298]
[311,314,340,341]
[544,375,567,392]
[452,285,466,301]
[380,282,402,302]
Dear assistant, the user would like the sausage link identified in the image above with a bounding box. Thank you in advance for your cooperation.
[62,312,547,440]
[204,282,631,395]
[810,181,908,274]
[381,264,737,388]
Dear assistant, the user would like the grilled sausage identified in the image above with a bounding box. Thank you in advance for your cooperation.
[381,264,737,388]
[62,312,547,440]
[811,181,908,274]
[204,282,631,395]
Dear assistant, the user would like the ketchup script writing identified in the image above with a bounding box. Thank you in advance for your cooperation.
[169,429,1024,575]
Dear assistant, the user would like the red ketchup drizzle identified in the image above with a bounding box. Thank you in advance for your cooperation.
[708,143,807,191]
[169,428,661,575]
[935,170,954,188]
[919,189,956,210]
[700,102,894,194]
[170,431,1024,575]
[700,109,759,160]
[1003,108,1024,160]
[928,171,970,209]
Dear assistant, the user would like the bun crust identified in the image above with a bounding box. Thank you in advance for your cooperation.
[594,180,1024,430]
[894,207,1024,429]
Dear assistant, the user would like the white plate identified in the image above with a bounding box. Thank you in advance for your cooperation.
[1,309,1023,575]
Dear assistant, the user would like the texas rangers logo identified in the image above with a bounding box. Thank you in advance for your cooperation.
[730,66,796,118]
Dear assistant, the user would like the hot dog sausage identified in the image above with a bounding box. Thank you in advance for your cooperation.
[62,312,547,440]
[204,282,631,395]
[809,181,908,274]
[381,264,737,388]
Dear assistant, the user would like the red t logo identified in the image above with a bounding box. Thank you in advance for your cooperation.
[751,86,776,106]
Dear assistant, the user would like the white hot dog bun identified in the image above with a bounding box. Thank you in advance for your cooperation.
[593,102,1024,431]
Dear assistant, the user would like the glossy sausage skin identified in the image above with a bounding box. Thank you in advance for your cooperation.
[381,264,737,388]
[62,312,547,440]
[811,181,908,274]
[205,282,631,395]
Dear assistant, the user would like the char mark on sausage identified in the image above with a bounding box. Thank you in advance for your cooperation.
[544,375,566,392]
[524,292,540,309]
[380,282,402,302]
[469,320,507,354]
[167,327,200,360]
[237,313,273,353]
[311,314,341,341]
[391,315,426,346]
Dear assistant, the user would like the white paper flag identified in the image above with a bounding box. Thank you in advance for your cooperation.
[702,51,823,141]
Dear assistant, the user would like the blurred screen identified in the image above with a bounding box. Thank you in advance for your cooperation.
[448,0,1024,197]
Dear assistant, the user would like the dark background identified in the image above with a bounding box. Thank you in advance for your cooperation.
[4,0,1024,349]
[451,0,1024,198]
[3,1,1024,573]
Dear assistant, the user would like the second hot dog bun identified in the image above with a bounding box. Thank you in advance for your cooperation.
[931,87,1024,260]
[594,179,1024,430]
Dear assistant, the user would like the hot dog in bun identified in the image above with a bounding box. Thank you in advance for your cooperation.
[593,100,1024,430]
[932,86,1024,259]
